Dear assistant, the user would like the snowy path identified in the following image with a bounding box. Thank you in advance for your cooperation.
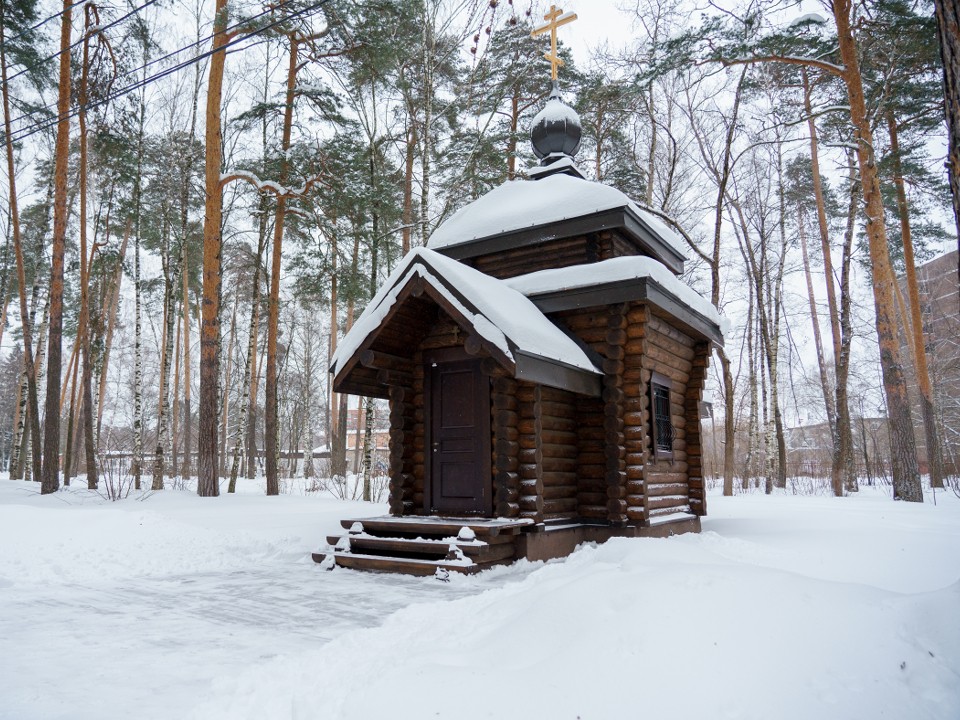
[1,479,959,720]
[0,480,534,720]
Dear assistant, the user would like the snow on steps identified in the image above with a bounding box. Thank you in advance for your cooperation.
[312,516,532,576]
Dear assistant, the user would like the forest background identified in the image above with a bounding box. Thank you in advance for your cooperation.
[0,0,957,502]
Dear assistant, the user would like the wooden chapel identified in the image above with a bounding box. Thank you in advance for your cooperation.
[314,9,724,576]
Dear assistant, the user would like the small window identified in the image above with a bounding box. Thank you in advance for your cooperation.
[650,372,674,460]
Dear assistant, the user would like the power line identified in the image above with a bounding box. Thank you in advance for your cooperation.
[5,0,165,87]
[7,0,306,133]
[0,0,78,50]
[5,0,332,148]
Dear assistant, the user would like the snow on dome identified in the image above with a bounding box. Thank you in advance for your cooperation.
[532,96,581,130]
[531,81,582,161]
[427,172,688,261]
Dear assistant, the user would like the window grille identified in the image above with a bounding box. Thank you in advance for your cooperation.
[651,376,673,457]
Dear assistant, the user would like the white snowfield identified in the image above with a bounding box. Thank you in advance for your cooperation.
[0,478,958,720]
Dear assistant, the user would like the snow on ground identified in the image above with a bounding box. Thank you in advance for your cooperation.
[1,479,958,720]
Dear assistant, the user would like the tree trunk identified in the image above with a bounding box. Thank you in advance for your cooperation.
[181,251,193,477]
[402,120,415,251]
[9,364,26,478]
[710,68,748,497]
[171,303,183,475]
[744,283,757,489]
[40,0,75,494]
[62,346,80,485]
[229,213,266,491]
[720,349,736,495]
[932,0,960,280]
[798,206,836,441]
[79,14,98,489]
[96,224,129,440]
[302,319,315,479]
[801,69,856,495]
[361,395,374,500]
[886,111,945,489]
[153,263,178,491]
[837,153,858,493]
[265,35,300,497]
[328,221,339,454]
[832,0,921,501]
[219,284,239,476]
[420,13,433,243]
[197,0,229,498]
[1,12,42,485]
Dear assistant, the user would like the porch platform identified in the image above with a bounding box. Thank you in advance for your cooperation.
[312,513,700,576]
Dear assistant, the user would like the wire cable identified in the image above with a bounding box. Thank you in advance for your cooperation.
[5,0,166,86]
[6,0,306,132]
[5,0,332,148]
[0,0,77,49]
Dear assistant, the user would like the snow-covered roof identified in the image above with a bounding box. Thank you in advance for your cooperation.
[330,248,602,389]
[506,257,720,325]
[505,257,726,346]
[427,172,688,267]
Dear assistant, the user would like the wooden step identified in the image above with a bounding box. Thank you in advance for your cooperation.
[312,551,483,576]
[326,534,517,563]
[339,516,531,539]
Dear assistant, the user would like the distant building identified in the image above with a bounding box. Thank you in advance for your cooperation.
[784,418,891,482]
[897,250,960,476]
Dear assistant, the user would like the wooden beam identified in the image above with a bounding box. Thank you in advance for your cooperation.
[360,350,414,374]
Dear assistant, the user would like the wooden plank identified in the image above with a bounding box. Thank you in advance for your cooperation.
[647,495,689,511]
[340,517,529,537]
[330,535,517,563]
[647,314,696,347]
[317,553,483,576]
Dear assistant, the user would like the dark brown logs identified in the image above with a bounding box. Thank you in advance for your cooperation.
[647,482,687,496]
[361,350,414,374]
[492,376,520,518]
[648,495,689,511]
[520,496,577,515]
[602,305,628,525]
[531,385,545,521]
[579,505,608,519]
[684,342,710,516]
[464,333,484,356]
[388,384,415,516]
[518,415,574,435]
[482,357,510,377]
[378,368,414,386]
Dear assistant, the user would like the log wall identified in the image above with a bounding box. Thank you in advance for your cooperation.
[639,312,697,520]
[515,383,579,522]
[385,292,711,526]
[686,342,711,515]
[622,304,650,523]
[558,302,708,525]
[470,236,591,279]
[492,376,520,518]
[465,229,643,280]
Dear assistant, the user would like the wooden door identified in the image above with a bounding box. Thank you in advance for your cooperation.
[427,357,491,515]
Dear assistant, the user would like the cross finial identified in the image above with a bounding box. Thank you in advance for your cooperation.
[530,5,578,81]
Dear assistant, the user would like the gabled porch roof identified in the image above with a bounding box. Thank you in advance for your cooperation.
[330,248,603,398]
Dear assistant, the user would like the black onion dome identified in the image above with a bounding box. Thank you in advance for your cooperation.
[530,81,581,165]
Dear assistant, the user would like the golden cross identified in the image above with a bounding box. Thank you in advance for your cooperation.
[530,4,578,81]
